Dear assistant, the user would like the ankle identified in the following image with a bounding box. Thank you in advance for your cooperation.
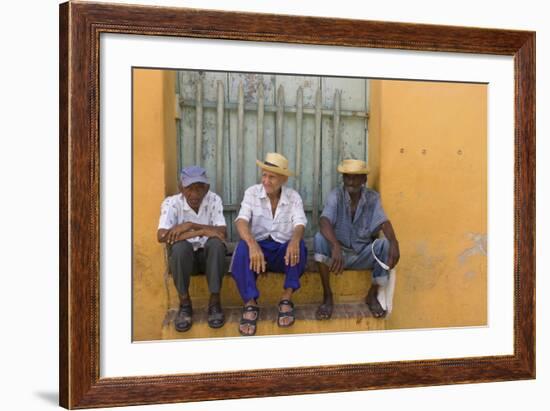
[281,288,293,301]
[209,293,220,306]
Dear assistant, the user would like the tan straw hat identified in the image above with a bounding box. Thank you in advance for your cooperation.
[337,159,370,175]
[256,152,294,177]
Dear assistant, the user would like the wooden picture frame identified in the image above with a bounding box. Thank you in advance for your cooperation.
[59,1,535,408]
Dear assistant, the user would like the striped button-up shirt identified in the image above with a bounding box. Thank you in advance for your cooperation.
[236,184,307,243]
[320,186,388,253]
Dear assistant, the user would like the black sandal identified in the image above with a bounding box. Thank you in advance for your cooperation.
[239,305,259,336]
[277,299,295,327]
[207,303,225,329]
[175,303,193,332]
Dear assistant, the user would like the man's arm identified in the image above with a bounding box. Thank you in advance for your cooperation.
[235,219,266,274]
[184,223,226,240]
[158,223,226,244]
[319,217,344,274]
[379,220,400,269]
[157,221,197,244]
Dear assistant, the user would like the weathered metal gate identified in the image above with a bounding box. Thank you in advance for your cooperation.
[176,71,369,241]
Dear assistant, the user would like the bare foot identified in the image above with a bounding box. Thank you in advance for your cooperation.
[366,285,386,318]
[316,294,333,320]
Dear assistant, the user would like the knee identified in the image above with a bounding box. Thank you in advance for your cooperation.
[313,232,330,254]
[205,237,225,254]
[170,240,194,260]
[233,240,250,261]
[374,238,390,254]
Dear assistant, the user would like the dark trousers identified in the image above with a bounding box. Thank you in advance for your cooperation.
[168,238,226,295]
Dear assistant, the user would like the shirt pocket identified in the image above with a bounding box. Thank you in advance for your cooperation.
[275,215,292,225]
[357,227,372,240]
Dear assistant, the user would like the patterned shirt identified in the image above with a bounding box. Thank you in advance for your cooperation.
[321,186,388,253]
[236,184,307,243]
[158,191,226,251]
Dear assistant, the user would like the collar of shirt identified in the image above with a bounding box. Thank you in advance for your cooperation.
[342,186,368,222]
[258,185,290,206]
[180,191,210,216]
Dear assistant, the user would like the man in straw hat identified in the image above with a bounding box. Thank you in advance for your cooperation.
[313,159,400,319]
[231,152,308,336]
[157,166,227,332]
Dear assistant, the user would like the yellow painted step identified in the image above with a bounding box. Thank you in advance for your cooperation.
[167,270,375,308]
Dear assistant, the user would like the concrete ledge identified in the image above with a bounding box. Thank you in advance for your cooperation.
[167,269,374,308]
[160,302,386,340]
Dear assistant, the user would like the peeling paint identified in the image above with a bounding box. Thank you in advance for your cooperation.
[458,233,487,264]
[464,271,477,279]
[403,242,445,291]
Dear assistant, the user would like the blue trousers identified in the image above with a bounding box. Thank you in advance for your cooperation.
[231,238,307,303]
[313,232,390,286]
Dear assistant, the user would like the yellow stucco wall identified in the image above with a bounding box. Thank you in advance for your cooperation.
[369,80,487,329]
[132,69,177,341]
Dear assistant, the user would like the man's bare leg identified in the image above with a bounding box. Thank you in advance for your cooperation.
[316,263,333,320]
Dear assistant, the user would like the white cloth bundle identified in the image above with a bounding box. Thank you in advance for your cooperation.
[377,268,396,316]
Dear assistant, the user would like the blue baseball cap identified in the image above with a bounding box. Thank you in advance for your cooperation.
[180,166,209,187]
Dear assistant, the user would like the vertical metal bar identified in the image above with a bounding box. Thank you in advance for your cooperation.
[333,89,341,187]
[313,88,322,226]
[216,80,224,194]
[256,82,264,181]
[195,78,203,165]
[237,82,245,200]
[175,73,182,173]
[295,86,303,192]
[276,84,284,152]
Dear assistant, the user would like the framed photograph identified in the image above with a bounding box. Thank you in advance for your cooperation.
[59,1,535,408]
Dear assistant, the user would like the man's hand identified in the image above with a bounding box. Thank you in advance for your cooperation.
[202,227,225,241]
[248,241,266,274]
[379,221,400,269]
[163,222,194,244]
[329,243,344,275]
[387,240,400,269]
[284,238,301,267]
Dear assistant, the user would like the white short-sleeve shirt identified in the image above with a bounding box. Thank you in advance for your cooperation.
[235,184,307,243]
[158,191,226,250]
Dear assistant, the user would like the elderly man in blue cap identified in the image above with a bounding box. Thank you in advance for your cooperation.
[157,166,227,332]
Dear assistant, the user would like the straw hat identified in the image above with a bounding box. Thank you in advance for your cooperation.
[337,159,370,175]
[256,152,295,177]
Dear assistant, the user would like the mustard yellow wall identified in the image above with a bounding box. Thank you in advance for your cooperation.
[132,69,177,341]
[369,80,487,329]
